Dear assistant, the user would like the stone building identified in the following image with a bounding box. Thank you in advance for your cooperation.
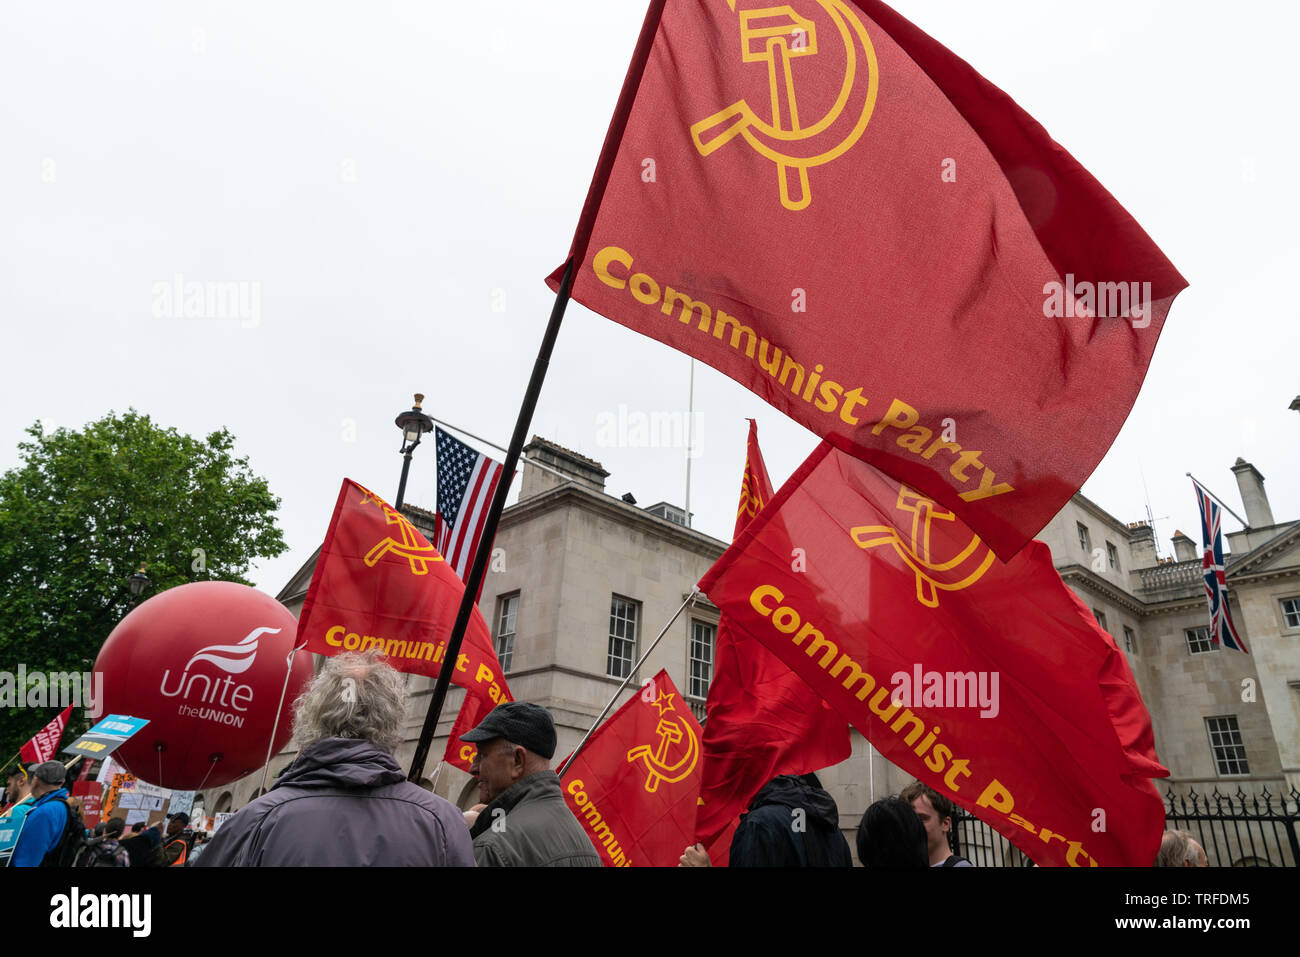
[203,440,1299,865]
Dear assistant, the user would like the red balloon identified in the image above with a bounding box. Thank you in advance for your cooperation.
[94,581,313,790]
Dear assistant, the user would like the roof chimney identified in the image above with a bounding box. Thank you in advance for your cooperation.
[520,437,609,500]
[1126,521,1158,569]
[1231,458,1274,528]
[1170,530,1197,562]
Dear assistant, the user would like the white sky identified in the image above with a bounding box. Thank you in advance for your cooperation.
[2,1,1296,594]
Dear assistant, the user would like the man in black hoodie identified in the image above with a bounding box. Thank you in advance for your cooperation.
[728,773,853,867]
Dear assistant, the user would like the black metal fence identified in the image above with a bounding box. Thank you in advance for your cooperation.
[1164,786,1300,867]
[948,786,1300,867]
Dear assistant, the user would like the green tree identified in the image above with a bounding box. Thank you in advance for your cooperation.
[0,410,287,766]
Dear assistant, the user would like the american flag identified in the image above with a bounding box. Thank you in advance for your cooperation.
[1192,478,1248,654]
[433,428,506,590]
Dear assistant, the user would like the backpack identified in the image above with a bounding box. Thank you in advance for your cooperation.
[40,798,88,868]
[73,836,127,868]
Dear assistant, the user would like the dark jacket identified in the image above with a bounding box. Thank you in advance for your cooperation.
[729,775,853,867]
[469,771,600,867]
[195,738,474,867]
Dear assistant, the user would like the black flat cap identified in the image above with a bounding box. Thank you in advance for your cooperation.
[462,702,557,759]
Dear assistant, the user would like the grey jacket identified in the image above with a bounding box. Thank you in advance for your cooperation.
[469,771,600,867]
[195,737,474,867]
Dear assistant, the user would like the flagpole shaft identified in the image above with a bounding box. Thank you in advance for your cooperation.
[407,257,576,782]
[0,752,21,776]
[684,359,694,527]
[556,588,697,778]
[260,647,300,794]
[1187,472,1250,529]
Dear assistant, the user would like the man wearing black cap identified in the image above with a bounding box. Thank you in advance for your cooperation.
[462,702,600,867]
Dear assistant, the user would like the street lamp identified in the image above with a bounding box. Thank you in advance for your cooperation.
[127,563,151,605]
[393,393,434,510]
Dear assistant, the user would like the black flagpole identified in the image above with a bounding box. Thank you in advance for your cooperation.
[408,257,575,782]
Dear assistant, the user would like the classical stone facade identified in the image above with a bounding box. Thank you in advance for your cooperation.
[202,441,1300,866]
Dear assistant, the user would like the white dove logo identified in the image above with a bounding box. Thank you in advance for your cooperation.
[159,625,281,721]
[183,626,279,674]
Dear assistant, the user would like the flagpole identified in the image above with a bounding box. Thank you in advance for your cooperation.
[407,257,577,782]
[556,588,698,778]
[1186,473,1249,528]
[0,752,21,777]
[429,417,577,485]
[684,359,695,528]
[259,645,302,793]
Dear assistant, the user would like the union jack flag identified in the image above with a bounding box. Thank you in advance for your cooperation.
[433,428,506,595]
[1192,478,1248,654]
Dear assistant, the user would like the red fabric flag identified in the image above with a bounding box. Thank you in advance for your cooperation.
[297,480,512,747]
[694,420,850,848]
[20,704,74,765]
[550,0,1186,559]
[560,670,726,867]
[443,679,515,774]
[699,442,1168,866]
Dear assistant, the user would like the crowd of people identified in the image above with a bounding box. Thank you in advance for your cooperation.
[0,652,1218,867]
[0,760,210,867]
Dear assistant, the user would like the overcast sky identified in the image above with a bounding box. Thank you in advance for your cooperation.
[2,0,1296,595]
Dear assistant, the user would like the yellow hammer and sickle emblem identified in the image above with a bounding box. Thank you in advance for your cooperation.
[690,0,879,211]
[737,468,766,521]
[626,691,700,793]
[361,499,443,576]
[850,487,995,608]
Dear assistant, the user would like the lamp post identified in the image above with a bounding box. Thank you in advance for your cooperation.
[393,393,434,511]
[127,563,151,607]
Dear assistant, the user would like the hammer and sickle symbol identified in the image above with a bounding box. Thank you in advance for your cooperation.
[626,716,701,793]
[364,507,443,576]
[690,0,879,211]
[851,487,995,608]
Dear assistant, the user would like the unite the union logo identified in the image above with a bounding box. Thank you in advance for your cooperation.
[690,0,879,211]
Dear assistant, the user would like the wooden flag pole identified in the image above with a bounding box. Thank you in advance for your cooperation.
[407,257,576,782]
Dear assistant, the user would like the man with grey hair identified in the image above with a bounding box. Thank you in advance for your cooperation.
[196,651,474,867]
[1154,829,1208,867]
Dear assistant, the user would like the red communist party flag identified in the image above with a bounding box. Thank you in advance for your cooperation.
[560,670,723,867]
[694,420,850,848]
[550,0,1186,559]
[19,704,74,765]
[699,442,1169,866]
[297,480,512,736]
[443,677,514,775]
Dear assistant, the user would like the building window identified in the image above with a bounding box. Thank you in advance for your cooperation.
[1281,597,1300,629]
[1106,542,1119,571]
[494,593,518,673]
[608,595,639,679]
[1122,626,1137,654]
[1186,626,1216,655]
[1205,715,1250,775]
[688,620,715,700]
[1093,609,1108,632]
[1077,523,1091,553]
